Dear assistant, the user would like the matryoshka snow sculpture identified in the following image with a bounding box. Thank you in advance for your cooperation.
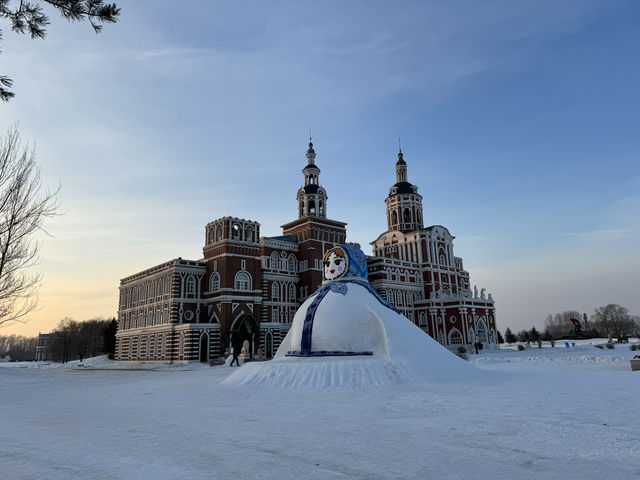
[278,244,399,358]
[226,244,474,388]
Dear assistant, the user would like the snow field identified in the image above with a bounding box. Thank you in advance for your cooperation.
[1,342,639,480]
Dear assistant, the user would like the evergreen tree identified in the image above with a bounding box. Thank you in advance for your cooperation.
[529,326,540,342]
[504,327,517,345]
[517,329,530,344]
[497,329,504,344]
[1,0,121,100]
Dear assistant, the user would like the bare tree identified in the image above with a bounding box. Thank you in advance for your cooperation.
[0,127,58,327]
[592,304,634,341]
[47,316,112,362]
[49,317,75,362]
[544,310,581,339]
[0,333,36,360]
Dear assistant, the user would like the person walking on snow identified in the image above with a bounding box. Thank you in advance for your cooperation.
[230,346,240,366]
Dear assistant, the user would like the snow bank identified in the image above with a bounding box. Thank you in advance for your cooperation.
[470,340,638,372]
[223,354,479,389]
[225,283,476,389]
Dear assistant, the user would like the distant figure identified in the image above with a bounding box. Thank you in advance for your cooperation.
[230,346,240,366]
[474,286,478,298]
[480,288,486,299]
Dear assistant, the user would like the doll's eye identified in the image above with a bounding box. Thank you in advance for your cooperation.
[334,259,342,265]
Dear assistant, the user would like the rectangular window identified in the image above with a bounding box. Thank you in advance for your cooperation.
[241,259,246,269]
[272,307,279,323]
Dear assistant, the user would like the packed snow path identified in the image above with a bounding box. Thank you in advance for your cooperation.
[1,343,639,480]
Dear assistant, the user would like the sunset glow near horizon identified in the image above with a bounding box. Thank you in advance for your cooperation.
[1,0,639,337]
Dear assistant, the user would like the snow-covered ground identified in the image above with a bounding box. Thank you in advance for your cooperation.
[1,340,639,480]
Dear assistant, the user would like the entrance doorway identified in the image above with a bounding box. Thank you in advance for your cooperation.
[230,314,259,360]
[199,332,209,362]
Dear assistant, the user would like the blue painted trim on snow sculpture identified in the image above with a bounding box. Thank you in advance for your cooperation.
[299,282,348,356]
[335,279,400,314]
[286,350,373,357]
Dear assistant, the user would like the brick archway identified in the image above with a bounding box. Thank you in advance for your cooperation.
[230,314,259,359]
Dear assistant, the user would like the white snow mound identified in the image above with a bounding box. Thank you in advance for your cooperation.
[225,282,475,388]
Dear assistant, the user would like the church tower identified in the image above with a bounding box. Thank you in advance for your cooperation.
[297,139,328,218]
[282,139,347,295]
[385,148,424,232]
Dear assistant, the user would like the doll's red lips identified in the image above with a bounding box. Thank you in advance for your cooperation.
[330,270,335,273]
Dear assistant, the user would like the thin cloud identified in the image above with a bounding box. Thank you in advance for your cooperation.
[562,228,636,241]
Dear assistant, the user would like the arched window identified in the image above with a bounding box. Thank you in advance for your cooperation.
[185,275,196,297]
[232,223,241,240]
[309,199,316,215]
[289,284,296,302]
[319,200,325,216]
[449,329,463,345]
[477,318,488,343]
[245,226,254,243]
[419,312,426,326]
[403,208,411,223]
[439,254,446,265]
[271,252,279,270]
[299,201,304,217]
[235,271,251,291]
[209,273,220,292]
[272,282,279,300]
[391,210,398,225]
[216,224,222,241]
[288,255,296,272]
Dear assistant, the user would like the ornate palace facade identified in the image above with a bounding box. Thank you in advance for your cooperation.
[115,141,497,362]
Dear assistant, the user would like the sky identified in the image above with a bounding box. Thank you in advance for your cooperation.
[1,0,639,336]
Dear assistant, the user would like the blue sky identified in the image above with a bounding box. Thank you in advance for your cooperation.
[1,0,639,336]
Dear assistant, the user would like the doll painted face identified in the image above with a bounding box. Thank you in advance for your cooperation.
[323,247,348,280]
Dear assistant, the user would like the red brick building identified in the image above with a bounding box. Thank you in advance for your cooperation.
[115,141,497,362]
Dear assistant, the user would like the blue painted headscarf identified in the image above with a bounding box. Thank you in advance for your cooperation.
[322,244,368,282]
